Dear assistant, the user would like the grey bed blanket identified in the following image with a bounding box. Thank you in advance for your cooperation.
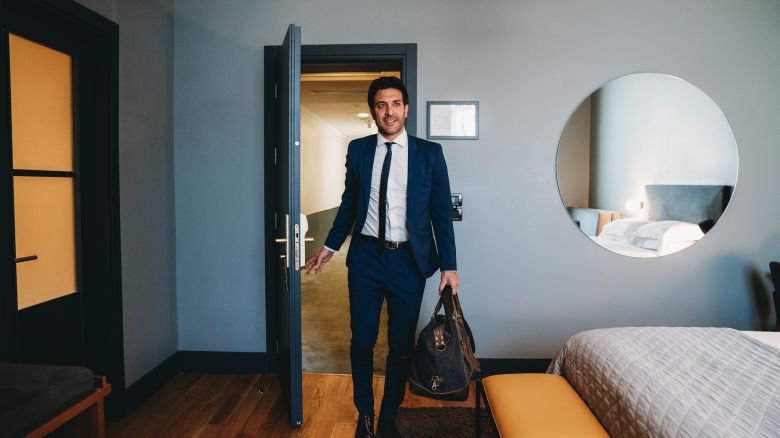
[548,327,780,437]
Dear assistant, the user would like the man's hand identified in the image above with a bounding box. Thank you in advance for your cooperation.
[304,247,334,274]
[438,271,460,295]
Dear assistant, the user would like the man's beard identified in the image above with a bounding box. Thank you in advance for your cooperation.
[377,116,405,136]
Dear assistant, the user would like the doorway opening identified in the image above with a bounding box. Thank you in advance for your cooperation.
[299,62,402,374]
[264,41,417,427]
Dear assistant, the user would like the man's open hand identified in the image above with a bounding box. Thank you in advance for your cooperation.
[438,271,460,295]
[304,247,334,274]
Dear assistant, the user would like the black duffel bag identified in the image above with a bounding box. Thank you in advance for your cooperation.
[409,286,480,401]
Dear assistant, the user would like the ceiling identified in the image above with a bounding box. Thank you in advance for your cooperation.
[300,71,400,139]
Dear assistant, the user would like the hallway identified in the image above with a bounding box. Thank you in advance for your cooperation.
[301,236,389,374]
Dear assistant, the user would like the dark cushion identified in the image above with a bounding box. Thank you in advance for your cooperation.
[0,363,94,437]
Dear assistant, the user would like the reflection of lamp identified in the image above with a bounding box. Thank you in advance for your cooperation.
[625,199,644,211]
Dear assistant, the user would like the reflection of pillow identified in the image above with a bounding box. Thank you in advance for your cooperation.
[635,220,703,240]
[600,219,652,240]
[635,237,660,250]
[635,221,705,254]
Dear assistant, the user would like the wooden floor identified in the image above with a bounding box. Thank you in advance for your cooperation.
[107,373,478,437]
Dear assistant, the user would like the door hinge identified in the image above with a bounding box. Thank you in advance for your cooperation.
[274,148,277,165]
[274,212,278,230]
[274,83,278,99]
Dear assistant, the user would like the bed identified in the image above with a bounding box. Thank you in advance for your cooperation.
[589,184,732,257]
[548,327,780,437]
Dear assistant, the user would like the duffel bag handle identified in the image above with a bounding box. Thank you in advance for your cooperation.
[433,286,464,322]
[435,287,481,373]
[431,285,457,320]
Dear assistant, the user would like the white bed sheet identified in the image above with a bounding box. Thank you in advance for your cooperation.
[590,235,658,258]
[743,331,780,351]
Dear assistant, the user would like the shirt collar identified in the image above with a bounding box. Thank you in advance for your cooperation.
[377,129,407,148]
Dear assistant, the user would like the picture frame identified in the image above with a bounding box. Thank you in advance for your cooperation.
[426,101,479,140]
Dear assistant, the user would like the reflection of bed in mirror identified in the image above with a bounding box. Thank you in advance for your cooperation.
[582,184,732,257]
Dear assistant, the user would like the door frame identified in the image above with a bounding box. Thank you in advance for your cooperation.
[0,0,125,419]
[263,43,417,372]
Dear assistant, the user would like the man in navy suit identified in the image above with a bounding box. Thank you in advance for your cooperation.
[305,76,459,438]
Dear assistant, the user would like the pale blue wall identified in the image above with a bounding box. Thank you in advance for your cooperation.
[174,10,266,351]
[173,0,780,356]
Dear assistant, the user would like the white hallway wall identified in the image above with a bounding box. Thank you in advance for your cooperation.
[174,0,780,357]
[300,107,350,216]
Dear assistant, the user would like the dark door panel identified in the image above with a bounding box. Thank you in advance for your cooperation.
[18,293,83,365]
[276,23,303,428]
[0,0,125,419]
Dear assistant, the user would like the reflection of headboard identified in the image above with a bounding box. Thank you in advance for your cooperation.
[568,207,620,236]
[645,185,733,223]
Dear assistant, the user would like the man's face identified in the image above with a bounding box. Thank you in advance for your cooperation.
[370,88,408,139]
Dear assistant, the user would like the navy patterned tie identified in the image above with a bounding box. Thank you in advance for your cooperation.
[378,141,393,249]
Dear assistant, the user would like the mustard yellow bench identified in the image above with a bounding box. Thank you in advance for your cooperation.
[476,374,608,437]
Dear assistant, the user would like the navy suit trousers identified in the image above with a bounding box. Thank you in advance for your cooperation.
[347,235,426,420]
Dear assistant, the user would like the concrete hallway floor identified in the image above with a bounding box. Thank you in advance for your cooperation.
[301,236,389,374]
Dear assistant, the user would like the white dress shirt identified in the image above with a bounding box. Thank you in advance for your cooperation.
[360,130,409,242]
[324,130,409,254]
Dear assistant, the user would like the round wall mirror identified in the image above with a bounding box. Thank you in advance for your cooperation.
[556,73,738,257]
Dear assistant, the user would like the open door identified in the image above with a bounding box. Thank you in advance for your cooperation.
[274,24,303,428]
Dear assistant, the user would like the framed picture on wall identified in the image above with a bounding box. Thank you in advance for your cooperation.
[426,101,479,140]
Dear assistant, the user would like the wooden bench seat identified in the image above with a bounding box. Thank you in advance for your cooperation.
[25,375,111,438]
[479,373,608,437]
[0,363,111,438]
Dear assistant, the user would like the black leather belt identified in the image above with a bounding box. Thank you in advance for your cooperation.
[360,234,410,249]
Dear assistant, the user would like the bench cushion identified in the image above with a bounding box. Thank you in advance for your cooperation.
[0,363,94,438]
[483,373,608,438]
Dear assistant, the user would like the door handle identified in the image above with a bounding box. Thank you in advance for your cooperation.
[275,218,314,270]
[15,255,38,263]
[275,214,290,268]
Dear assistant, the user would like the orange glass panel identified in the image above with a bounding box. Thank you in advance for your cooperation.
[9,34,73,171]
[14,176,77,309]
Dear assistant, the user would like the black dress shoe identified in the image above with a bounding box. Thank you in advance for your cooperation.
[378,418,402,438]
[355,414,375,438]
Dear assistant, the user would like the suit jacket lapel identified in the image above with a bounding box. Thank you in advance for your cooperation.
[361,135,377,211]
[407,135,420,214]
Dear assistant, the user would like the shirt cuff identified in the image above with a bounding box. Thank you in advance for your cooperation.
[323,246,336,253]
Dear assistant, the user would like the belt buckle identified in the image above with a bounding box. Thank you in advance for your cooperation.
[386,240,399,249]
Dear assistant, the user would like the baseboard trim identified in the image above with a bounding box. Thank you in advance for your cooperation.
[178,351,272,374]
[125,351,181,413]
[477,358,552,375]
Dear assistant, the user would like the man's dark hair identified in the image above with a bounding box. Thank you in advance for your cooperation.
[367,76,408,108]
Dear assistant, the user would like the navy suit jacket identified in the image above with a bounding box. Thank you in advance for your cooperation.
[324,134,456,278]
